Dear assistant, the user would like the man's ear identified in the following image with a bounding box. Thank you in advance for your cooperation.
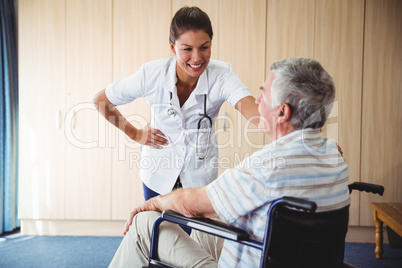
[169,42,176,54]
[277,103,291,123]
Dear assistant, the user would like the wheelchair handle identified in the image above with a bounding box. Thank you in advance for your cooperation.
[348,182,384,196]
[281,196,317,213]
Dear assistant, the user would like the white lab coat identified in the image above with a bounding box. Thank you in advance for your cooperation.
[106,56,251,194]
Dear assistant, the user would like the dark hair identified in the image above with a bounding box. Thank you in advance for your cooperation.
[270,58,335,129]
[169,6,213,43]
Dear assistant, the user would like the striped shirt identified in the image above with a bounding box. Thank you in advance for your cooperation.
[206,128,350,267]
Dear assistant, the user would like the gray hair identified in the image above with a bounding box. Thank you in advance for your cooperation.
[270,58,335,129]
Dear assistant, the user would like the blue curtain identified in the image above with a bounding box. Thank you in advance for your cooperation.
[0,0,19,235]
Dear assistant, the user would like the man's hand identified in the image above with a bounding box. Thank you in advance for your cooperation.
[123,199,159,235]
[121,187,217,235]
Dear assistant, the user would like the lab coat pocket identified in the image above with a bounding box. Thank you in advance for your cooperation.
[195,126,212,159]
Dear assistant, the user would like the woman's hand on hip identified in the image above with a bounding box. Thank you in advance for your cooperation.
[133,123,169,149]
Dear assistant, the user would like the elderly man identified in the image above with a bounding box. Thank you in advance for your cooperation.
[109,58,350,267]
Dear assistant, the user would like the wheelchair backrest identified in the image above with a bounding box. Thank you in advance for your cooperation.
[264,205,350,268]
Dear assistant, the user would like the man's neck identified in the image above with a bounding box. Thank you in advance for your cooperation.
[270,123,295,141]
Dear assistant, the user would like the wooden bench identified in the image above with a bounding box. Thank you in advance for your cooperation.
[370,203,402,258]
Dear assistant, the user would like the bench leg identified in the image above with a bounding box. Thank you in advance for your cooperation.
[373,210,383,258]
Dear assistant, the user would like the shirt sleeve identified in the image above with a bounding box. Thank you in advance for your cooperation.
[105,65,146,105]
[218,64,252,107]
[206,159,268,224]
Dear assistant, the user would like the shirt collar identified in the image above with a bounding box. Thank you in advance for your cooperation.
[193,70,209,95]
[265,128,322,148]
[164,57,178,93]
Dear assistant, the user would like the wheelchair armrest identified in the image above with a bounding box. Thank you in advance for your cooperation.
[348,182,384,195]
[162,210,250,241]
[281,196,317,213]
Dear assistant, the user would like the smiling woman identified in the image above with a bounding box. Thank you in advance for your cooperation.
[93,6,260,203]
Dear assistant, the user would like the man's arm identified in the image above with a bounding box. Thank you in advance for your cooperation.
[123,187,217,235]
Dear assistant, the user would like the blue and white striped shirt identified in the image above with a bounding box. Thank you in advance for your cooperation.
[206,128,351,267]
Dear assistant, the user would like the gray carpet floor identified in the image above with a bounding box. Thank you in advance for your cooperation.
[0,231,401,267]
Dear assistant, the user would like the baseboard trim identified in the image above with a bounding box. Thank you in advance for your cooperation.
[346,225,389,243]
[21,219,125,237]
[20,219,389,243]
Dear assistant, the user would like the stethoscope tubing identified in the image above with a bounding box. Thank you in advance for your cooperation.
[167,91,212,159]
[168,92,212,128]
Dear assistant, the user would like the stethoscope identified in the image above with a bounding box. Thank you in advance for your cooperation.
[167,92,212,159]
[167,92,177,117]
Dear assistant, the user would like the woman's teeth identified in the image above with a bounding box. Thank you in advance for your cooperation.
[189,64,202,68]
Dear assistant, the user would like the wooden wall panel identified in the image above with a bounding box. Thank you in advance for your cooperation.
[314,0,364,225]
[266,0,315,146]
[18,0,66,220]
[65,0,113,220]
[266,0,315,69]
[360,0,402,226]
[216,0,266,175]
[113,0,172,80]
[111,0,172,220]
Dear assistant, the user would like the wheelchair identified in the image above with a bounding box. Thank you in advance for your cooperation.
[147,182,384,268]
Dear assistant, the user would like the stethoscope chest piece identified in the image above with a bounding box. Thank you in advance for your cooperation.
[167,91,177,117]
[167,107,176,117]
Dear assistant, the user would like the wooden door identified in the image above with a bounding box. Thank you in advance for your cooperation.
[18,0,66,220]
[65,0,113,220]
[315,0,365,225]
[360,0,402,226]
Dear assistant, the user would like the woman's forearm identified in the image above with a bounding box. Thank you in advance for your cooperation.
[93,88,139,141]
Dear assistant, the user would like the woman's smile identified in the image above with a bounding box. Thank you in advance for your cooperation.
[170,30,212,82]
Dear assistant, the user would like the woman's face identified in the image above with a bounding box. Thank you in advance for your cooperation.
[170,30,211,82]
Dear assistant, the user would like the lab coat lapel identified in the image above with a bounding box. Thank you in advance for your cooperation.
[181,71,209,111]
[163,57,180,107]
[163,57,177,92]
[154,57,184,140]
